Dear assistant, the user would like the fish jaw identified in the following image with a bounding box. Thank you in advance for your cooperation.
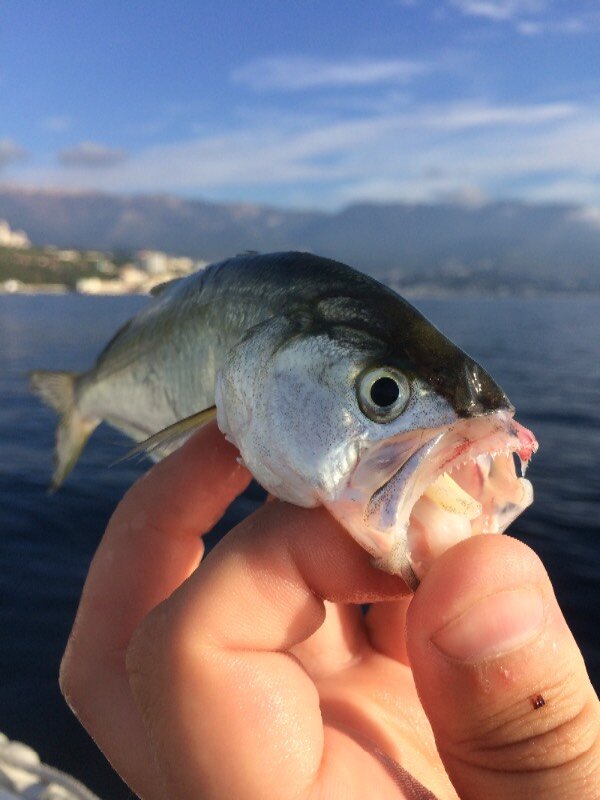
[322,410,538,590]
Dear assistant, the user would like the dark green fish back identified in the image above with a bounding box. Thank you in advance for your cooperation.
[89,251,510,417]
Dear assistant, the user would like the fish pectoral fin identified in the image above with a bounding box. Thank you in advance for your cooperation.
[118,405,218,463]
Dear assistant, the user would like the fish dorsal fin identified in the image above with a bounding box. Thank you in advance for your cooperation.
[150,277,181,297]
[121,406,217,462]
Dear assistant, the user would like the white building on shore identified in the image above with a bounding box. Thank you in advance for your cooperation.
[137,249,203,276]
[0,220,30,249]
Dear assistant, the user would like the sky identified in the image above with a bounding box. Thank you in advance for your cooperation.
[0,0,599,209]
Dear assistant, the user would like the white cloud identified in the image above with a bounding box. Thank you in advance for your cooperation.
[516,20,542,33]
[232,56,431,91]
[0,138,27,170]
[450,0,544,21]
[411,101,574,128]
[58,141,128,168]
[11,97,596,210]
[436,185,490,207]
[517,12,600,35]
[448,0,600,35]
[569,207,600,228]
[41,115,72,133]
[521,179,600,206]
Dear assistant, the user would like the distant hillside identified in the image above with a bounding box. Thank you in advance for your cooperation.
[0,186,599,290]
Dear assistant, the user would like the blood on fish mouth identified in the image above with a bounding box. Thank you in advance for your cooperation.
[354,410,538,582]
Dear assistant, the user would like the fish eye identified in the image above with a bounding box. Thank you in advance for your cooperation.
[357,367,410,422]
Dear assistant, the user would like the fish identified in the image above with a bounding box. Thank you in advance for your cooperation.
[30,251,537,589]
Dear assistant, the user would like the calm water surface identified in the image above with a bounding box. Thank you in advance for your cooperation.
[0,294,598,798]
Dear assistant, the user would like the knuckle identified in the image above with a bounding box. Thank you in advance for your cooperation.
[125,599,210,693]
[125,603,170,682]
[452,680,600,778]
[58,642,78,706]
[58,629,95,726]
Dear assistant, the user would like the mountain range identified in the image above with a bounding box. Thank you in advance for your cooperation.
[1,186,599,291]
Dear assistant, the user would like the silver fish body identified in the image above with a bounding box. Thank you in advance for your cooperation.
[31,251,537,589]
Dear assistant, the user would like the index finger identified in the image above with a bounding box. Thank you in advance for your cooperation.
[60,421,251,793]
[73,420,250,652]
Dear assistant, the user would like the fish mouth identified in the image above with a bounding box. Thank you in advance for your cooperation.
[327,410,538,588]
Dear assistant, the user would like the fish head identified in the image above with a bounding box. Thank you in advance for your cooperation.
[216,297,537,590]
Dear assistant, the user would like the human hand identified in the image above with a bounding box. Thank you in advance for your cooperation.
[60,422,600,799]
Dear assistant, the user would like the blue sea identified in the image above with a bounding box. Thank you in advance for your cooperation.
[1,293,599,799]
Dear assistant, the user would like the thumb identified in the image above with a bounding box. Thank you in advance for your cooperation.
[406,534,600,800]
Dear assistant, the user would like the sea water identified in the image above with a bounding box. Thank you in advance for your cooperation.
[0,293,598,798]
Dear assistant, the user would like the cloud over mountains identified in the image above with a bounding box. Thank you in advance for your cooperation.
[0,186,598,291]
[9,97,597,211]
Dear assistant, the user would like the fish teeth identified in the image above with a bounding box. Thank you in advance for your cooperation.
[443,443,519,481]
[423,472,482,520]
[476,453,493,477]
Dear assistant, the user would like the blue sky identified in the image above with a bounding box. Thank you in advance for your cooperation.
[1,0,599,209]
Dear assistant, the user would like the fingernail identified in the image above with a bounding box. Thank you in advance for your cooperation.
[432,586,545,663]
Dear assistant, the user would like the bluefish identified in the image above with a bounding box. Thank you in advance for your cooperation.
[30,251,537,589]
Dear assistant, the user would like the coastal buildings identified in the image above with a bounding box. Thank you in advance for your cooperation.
[0,219,30,249]
[75,252,207,294]
[1,218,209,294]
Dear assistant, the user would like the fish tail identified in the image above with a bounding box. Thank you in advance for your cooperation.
[29,370,99,491]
